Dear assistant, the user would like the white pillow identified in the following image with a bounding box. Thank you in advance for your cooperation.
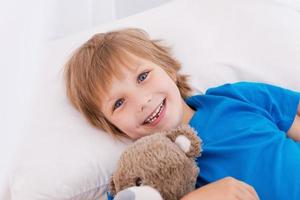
[10,0,300,199]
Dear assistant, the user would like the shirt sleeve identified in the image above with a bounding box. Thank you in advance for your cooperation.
[205,82,300,132]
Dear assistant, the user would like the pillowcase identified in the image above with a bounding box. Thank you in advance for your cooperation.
[10,0,300,199]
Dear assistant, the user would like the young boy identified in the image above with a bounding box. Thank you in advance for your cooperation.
[64,28,300,200]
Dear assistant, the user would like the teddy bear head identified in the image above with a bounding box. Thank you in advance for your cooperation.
[109,125,202,200]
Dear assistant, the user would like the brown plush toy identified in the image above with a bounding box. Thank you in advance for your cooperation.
[109,125,202,200]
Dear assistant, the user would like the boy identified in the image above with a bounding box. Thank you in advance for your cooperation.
[64,28,300,200]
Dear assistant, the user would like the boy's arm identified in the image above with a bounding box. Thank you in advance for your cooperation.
[181,177,259,200]
[287,103,300,141]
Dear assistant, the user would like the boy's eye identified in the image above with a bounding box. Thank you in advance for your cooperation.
[137,71,149,83]
[112,71,149,112]
[113,98,124,111]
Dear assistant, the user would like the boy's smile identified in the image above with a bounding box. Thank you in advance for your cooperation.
[101,53,194,139]
[142,98,166,126]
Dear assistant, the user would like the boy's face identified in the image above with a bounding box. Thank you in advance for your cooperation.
[101,54,194,139]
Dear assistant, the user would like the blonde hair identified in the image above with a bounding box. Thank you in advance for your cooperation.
[64,28,193,138]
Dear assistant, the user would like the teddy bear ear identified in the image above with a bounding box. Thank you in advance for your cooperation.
[165,125,202,158]
[109,175,117,197]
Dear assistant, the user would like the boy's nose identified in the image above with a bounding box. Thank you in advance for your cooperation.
[140,97,152,112]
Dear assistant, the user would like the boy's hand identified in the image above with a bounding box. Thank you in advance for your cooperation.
[287,103,300,141]
[181,177,260,200]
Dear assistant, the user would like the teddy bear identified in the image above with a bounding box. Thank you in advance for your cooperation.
[109,125,202,200]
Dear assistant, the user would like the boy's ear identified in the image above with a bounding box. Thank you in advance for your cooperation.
[109,175,117,196]
[165,125,202,158]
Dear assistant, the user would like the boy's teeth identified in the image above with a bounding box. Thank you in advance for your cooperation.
[144,100,164,124]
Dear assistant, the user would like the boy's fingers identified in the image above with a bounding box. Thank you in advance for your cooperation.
[237,180,260,200]
[235,188,256,200]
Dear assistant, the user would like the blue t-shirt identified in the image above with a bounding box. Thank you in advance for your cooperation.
[186,82,300,200]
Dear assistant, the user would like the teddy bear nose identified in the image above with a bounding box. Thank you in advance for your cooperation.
[135,177,143,186]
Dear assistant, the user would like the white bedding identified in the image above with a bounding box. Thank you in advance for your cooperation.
[7,0,300,199]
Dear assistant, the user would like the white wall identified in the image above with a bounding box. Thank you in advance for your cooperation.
[115,0,172,18]
[0,1,45,198]
[43,0,117,40]
[43,0,172,40]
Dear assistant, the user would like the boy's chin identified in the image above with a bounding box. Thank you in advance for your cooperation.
[144,123,175,133]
